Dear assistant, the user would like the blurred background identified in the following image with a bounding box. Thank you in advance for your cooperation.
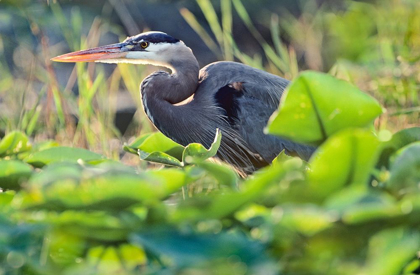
[0,0,419,162]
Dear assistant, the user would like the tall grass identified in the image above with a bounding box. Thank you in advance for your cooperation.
[181,0,300,79]
[0,2,154,162]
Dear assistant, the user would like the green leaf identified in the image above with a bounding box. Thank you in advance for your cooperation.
[193,162,238,187]
[85,244,146,273]
[24,146,105,167]
[378,127,420,168]
[0,160,33,190]
[278,206,335,236]
[173,157,302,222]
[29,210,142,242]
[0,131,32,157]
[364,228,420,275]
[267,71,383,145]
[24,163,187,211]
[18,140,59,160]
[0,215,45,271]
[125,130,222,167]
[387,142,420,196]
[182,129,222,164]
[124,132,184,167]
[130,228,271,269]
[307,129,380,199]
[0,191,15,206]
[335,191,402,224]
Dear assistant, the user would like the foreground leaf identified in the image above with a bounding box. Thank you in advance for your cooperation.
[267,71,383,145]
[173,157,303,222]
[0,160,33,190]
[0,131,32,157]
[182,129,221,164]
[378,127,420,168]
[124,129,222,167]
[24,146,105,167]
[24,163,187,211]
[387,142,420,196]
[130,228,272,269]
[307,129,380,199]
[124,132,184,167]
[193,161,238,187]
[364,228,420,275]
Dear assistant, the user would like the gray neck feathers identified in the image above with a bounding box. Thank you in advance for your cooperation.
[142,45,199,104]
[140,46,202,146]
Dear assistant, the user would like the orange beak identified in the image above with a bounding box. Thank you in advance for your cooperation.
[51,43,128,63]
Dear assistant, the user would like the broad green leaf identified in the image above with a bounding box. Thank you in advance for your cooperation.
[267,71,383,145]
[342,203,402,224]
[138,151,183,167]
[364,228,420,275]
[86,244,146,273]
[31,140,60,152]
[277,205,335,236]
[172,157,302,222]
[123,133,153,154]
[0,215,45,272]
[403,259,420,275]
[24,146,105,167]
[124,132,184,167]
[47,229,85,266]
[0,191,15,206]
[24,164,187,211]
[0,131,31,157]
[125,130,222,167]
[182,129,221,164]
[18,140,59,160]
[194,162,238,187]
[387,142,420,196]
[0,160,32,190]
[325,186,403,224]
[378,127,420,168]
[307,129,380,199]
[130,228,271,268]
[29,210,142,242]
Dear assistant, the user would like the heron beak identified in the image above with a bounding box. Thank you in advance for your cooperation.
[51,42,128,62]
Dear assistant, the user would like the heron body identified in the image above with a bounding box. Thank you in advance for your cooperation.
[52,31,315,175]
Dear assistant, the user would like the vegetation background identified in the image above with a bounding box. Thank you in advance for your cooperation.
[0,0,420,274]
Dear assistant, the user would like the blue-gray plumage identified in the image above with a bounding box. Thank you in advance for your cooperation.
[52,31,315,175]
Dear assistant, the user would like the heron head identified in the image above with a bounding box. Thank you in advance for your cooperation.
[51,31,187,68]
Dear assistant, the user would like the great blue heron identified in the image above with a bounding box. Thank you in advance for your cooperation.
[52,31,315,174]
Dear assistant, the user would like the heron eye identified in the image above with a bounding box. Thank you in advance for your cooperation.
[140,41,149,49]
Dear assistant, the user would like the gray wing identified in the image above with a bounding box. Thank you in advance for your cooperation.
[195,61,315,172]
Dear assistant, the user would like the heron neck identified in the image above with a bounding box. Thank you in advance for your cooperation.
[140,55,202,146]
[165,58,200,103]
